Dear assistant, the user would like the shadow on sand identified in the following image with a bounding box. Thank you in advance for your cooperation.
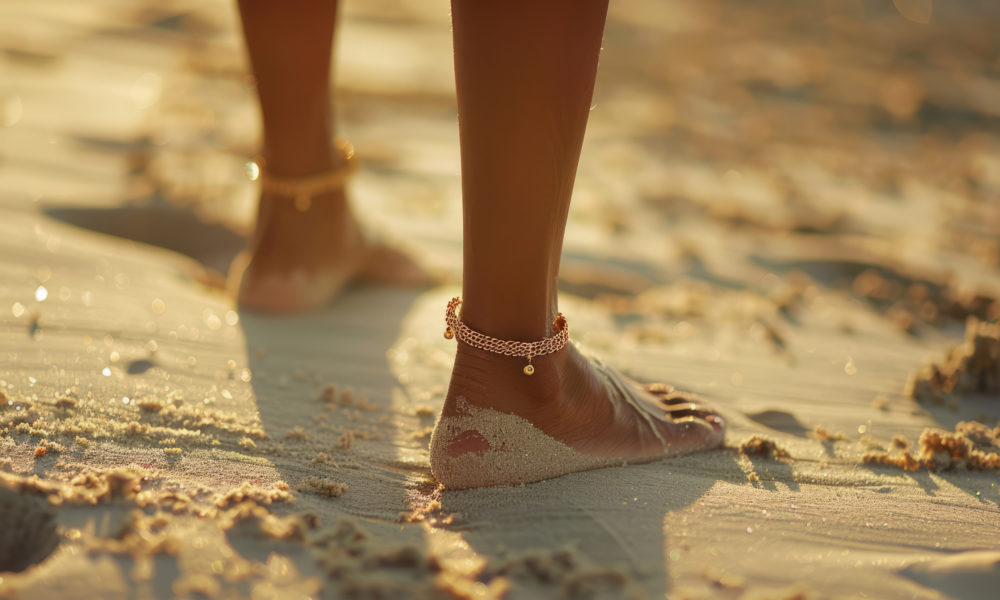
[432,450,745,597]
[43,202,246,275]
[238,285,747,597]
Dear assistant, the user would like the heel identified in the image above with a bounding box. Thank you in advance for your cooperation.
[428,406,617,489]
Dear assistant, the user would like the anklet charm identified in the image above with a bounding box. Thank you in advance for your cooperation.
[247,138,360,211]
[444,297,568,375]
[523,358,535,376]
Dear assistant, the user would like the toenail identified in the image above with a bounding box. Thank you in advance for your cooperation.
[707,414,725,431]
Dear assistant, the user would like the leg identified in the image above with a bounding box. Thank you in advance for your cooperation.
[233,0,427,313]
[238,0,339,178]
[430,0,725,488]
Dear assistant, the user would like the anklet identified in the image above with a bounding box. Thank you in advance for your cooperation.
[444,297,568,376]
[246,138,360,212]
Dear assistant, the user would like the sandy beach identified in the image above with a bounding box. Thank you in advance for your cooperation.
[1,0,999,598]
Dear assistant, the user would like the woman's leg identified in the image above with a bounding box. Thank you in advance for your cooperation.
[433,0,725,487]
[238,0,340,178]
[234,0,424,312]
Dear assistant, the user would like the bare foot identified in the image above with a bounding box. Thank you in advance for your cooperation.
[429,342,726,488]
[231,188,431,313]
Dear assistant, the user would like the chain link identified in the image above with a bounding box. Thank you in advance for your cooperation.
[254,139,360,211]
[444,297,568,359]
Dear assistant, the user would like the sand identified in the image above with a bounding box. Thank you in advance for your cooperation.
[907,318,1000,406]
[2,0,1000,598]
[430,404,623,490]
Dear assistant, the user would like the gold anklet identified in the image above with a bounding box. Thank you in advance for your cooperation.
[444,297,568,376]
[245,138,360,212]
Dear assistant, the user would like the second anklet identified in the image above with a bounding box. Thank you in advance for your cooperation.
[245,138,360,212]
[443,297,568,376]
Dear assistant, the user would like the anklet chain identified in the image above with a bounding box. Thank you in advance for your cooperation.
[444,297,568,376]
[246,138,360,212]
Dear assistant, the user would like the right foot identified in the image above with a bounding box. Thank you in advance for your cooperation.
[429,342,726,488]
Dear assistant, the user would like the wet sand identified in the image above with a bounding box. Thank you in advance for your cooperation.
[2,0,1000,598]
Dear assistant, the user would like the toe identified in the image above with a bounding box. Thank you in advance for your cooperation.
[645,383,699,406]
[656,392,717,414]
[645,383,677,395]
[665,406,725,431]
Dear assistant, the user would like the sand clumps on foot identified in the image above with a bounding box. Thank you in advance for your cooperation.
[429,405,622,489]
[863,421,1000,472]
[906,317,1000,405]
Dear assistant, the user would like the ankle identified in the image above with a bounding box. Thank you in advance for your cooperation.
[458,295,559,341]
[261,150,335,178]
[446,343,565,413]
[260,131,339,177]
